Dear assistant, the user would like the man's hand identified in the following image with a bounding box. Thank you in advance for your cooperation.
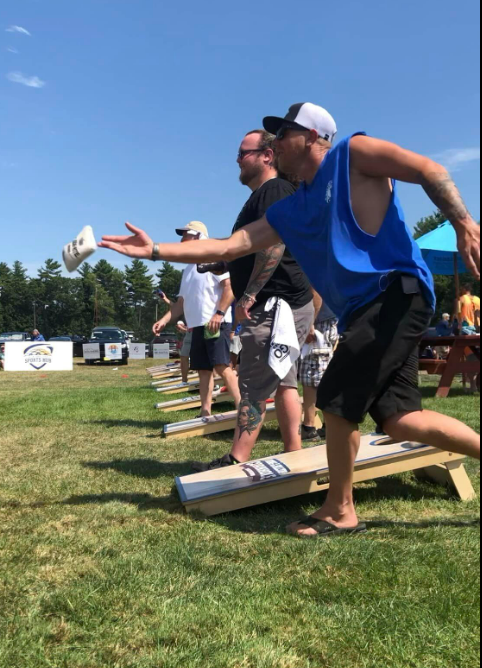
[177,322,188,334]
[208,313,224,335]
[153,318,168,336]
[305,325,317,345]
[456,219,481,280]
[99,222,154,259]
[236,295,256,321]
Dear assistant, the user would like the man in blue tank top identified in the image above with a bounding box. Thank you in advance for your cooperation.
[100,103,480,537]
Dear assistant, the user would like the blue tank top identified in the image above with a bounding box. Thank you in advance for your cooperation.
[266,133,436,332]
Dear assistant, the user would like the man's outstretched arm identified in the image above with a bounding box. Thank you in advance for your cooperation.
[99,218,280,265]
[350,135,480,279]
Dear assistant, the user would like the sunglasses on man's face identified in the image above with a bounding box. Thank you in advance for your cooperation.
[237,148,266,162]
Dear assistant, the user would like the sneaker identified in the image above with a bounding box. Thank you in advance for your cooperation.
[317,425,327,441]
[192,453,239,473]
[301,425,319,441]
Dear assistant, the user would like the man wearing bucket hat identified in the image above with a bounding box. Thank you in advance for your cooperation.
[152,221,240,416]
[101,102,480,537]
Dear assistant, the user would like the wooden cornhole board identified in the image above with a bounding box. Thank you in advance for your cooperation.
[156,390,234,413]
[176,434,475,516]
[164,405,321,440]
[147,363,180,374]
[152,373,200,387]
[150,368,184,380]
[156,378,222,395]
[164,405,278,440]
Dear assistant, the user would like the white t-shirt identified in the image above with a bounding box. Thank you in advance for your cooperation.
[179,265,233,329]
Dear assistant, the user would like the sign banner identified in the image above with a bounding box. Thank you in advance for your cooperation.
[4,342,73,372]
[129,343,147,359]
[83,343,100,360]
[153,344,170,359]
[105,343,123,360]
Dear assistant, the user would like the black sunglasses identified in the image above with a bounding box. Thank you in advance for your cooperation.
[237,148,267,161]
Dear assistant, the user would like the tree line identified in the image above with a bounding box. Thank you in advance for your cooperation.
[0,258,183,342]
[1,213,479,341]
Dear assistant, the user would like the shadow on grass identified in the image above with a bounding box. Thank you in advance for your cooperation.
[83,458,192,479]
[419,385,479,399]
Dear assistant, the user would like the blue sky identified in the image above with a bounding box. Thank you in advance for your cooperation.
[0,0,480,277]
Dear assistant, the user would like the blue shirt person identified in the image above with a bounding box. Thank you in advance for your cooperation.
[435,314,453,337]
[31,330,45,342]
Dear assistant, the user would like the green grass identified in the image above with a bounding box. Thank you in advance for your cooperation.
[0,362,479,668]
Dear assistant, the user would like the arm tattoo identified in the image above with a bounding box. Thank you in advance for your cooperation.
[422,172,471,224]
[244,244,286,298]
[237,399,267,437]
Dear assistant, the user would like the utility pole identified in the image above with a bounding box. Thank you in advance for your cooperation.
[33,301,37,330]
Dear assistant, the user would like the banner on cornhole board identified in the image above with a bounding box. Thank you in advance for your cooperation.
[130,343,147,359]
[83,343,100,360]
[153,344,170,359]
[4,342,73,372]
[105,343,123,361]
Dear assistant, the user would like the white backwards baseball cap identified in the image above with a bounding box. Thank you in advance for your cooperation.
[263,102,338,143]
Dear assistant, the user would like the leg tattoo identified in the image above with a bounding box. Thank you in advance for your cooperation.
[238,399,266,437]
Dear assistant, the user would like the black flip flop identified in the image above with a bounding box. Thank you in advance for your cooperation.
[291,516,367,538]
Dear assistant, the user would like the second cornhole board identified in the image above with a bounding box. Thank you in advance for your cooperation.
[176,435,474,516]
[156,390,234,413]
[147,363,180,374]
[156,378,222,395]
[164,405,278,440]
[152,373,200,387]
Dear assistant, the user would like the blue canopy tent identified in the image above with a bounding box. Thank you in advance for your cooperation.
[416,221,468,314]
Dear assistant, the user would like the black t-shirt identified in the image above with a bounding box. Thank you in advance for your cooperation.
[228,179,312,309]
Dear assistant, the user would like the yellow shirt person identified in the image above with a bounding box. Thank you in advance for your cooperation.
[459,290,481,328]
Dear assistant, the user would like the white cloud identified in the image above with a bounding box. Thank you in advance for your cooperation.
[7,47,19,54]
[433,148,481,173]
[7,72,46,88]
[6,25,31,36]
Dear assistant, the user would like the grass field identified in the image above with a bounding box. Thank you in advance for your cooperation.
[0,361,480,668]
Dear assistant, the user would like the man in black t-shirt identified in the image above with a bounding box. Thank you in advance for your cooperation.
[193,130,315,472]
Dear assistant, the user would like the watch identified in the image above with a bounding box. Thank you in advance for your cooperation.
[216,309,226,317]
[151,243,161,261]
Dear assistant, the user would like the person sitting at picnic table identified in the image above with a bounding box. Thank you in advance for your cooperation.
[459,285,481,332]
[436,313,453,337]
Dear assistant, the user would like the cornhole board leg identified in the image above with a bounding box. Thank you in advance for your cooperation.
[417,461,477,501]
[180,448,468,516]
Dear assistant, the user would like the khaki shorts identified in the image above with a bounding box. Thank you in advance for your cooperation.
[239,300,314,403]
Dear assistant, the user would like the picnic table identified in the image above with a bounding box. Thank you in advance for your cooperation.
[419,335,481,398]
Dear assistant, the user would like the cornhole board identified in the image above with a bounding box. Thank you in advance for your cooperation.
[150,369,183,380]
[176,434,475,516]
[156,389,234,413]
[147,363,180,374]
[164,405,278,440]
[156,379,203,395]
[156,379,222,395]
[152,373,200,387]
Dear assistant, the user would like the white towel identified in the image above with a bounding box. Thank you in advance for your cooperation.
[265,297,300,380]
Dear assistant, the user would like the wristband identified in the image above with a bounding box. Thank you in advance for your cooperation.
[216,309,226,317]
[152,243,161,261]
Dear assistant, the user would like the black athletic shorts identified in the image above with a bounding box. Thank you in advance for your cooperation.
[317,276,434,425]
[190,323,231,371]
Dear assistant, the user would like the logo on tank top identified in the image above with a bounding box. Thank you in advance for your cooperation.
[326,180,333,204]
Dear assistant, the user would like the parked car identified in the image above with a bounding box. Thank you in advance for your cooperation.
[0,332,31,342]
[86,327,129,365]
[49,335,89,358]
[149,332,179,359]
